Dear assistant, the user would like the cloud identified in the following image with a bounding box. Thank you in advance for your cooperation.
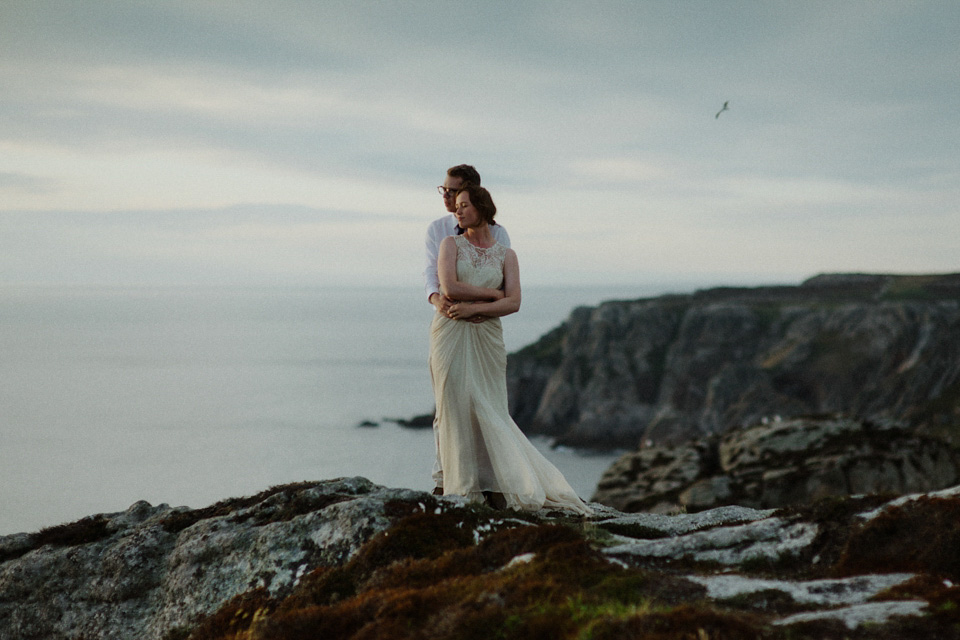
[1,1,958,287]
[0,204,423,287]
[0,171,55,195]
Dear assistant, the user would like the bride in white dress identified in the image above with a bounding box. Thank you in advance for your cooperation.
[429,183,591,515]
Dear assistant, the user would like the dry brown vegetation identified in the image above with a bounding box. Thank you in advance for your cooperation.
[179,492,960,640]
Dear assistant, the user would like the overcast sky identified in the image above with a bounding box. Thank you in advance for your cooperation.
[2,1,958,289]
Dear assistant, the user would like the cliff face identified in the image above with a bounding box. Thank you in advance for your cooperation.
[506,274,960,449]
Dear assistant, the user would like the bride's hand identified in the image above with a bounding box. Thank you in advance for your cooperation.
[447,302,477,320]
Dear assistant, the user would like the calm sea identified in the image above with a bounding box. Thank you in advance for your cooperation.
[0,284,666,535]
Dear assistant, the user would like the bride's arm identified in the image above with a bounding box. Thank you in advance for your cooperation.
[437,236,505,302]
[448,249,521,319]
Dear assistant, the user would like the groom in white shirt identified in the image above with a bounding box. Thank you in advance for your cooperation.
[423,164,510,494]
[423,164,511,315]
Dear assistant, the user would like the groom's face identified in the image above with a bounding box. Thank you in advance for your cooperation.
[441,175,463,213]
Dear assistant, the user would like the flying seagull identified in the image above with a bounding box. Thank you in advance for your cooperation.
[715,101,729,119]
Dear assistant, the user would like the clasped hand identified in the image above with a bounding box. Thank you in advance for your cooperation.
[439,289,504,323]
[447,301,482,322]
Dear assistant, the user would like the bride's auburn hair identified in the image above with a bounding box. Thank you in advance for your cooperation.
[456,182,497,225]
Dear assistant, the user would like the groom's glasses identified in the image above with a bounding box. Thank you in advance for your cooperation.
[437,186,457,197]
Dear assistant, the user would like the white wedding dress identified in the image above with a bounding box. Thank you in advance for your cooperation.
[429,235,592,515]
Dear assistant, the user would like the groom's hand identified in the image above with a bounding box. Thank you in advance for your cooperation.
[430,293,454,315]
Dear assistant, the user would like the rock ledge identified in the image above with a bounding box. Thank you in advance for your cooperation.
[3,478,960,639]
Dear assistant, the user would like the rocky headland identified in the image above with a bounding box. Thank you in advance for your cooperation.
[506,272,960,450]
[3,477,960,639]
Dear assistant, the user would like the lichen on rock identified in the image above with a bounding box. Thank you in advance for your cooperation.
[3,477,960,639]
[593,415,960,513]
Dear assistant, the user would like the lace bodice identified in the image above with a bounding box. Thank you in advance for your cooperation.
[455,235,506,289]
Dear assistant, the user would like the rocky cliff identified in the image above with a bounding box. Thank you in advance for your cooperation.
[3,477,960,639]
[593,415,960,513]
[506,273,960,449]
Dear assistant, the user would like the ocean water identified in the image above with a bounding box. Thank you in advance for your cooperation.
[0,284,661,535]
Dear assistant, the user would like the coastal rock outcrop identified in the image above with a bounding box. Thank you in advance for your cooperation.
[4,478,960,639]
[592,415,960,513]
[0,478,418,640]
[506,273,960,449]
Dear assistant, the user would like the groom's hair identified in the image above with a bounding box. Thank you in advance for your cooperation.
[446,164,481,185]
[457,182,497,225]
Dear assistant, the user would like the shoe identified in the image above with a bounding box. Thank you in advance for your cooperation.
[432,486,443,496]
[484,492,507,510]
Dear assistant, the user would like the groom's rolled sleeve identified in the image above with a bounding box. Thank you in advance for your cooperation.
[423,220,445,300]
